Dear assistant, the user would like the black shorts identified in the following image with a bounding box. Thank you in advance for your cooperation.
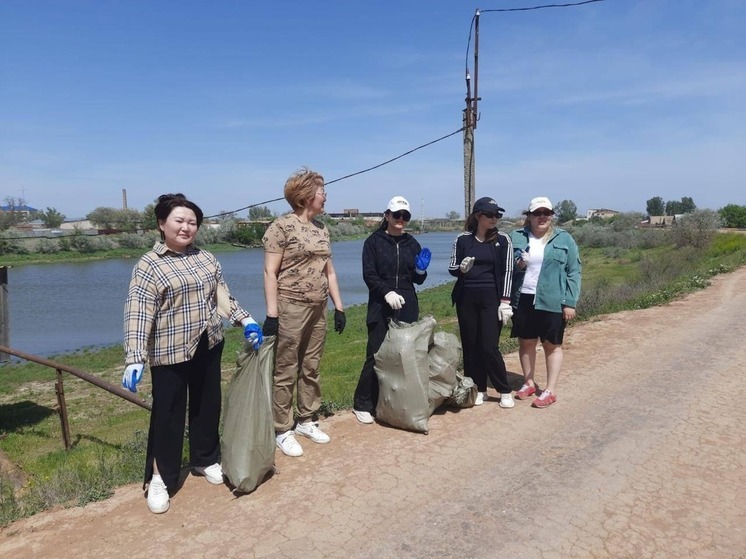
[511,293,566,345]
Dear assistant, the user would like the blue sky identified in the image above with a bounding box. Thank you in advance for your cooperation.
[1,0,744,220]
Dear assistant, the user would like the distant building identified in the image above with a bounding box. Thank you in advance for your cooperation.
[59,219,95,230]
[642,215,677,228]
[586,208,619,219]
[327,210,382,227]
[0,203,38,217]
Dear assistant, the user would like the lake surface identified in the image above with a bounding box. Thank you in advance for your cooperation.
[5,231,459,357]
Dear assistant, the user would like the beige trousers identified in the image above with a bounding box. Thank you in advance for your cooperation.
[273,298,328,433]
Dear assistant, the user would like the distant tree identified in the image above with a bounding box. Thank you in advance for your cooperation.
[665,200,683,216]
[87,207,141,230]
[87,207,119,229]
[555,200,577,223]
[719,204,746,228]
[665,196,696,216]
[0,196,29,230]
[446,210,460,220]
[609,212,645,232]
[113,209,142,231]
[215,210,236,223]
[40,207,65,228]
[141,202,158,230]
[680,196,696,213]
[646,196,665,216]
[248,206,273,220]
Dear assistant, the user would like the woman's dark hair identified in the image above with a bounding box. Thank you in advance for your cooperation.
[154,193,204,240]
[464,211,498,243]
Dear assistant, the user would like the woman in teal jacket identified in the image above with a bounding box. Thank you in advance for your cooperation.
[509,197,581,408]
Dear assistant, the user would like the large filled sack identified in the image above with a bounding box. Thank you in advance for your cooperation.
[221,336,276,494]
[375,316,437,434]
[427,331,460,415]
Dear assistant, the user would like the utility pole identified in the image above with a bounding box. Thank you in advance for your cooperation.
[463,9,480,219]
[420,198,425,232]
[1,267,9,363]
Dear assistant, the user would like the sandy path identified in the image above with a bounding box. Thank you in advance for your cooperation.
[2,268,745,558]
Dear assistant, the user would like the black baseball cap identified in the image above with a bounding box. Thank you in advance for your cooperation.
[472,197,505,216]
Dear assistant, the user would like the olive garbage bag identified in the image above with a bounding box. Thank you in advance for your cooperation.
[221,336,276,494]
[375,316,436,434]
[427,331,460,415]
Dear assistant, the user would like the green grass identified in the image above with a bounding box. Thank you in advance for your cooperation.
[2,232,746,526]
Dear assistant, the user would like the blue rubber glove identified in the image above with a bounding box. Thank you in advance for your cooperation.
[415,248,432,274]
[242,317,263,350]
[122,364,144,393]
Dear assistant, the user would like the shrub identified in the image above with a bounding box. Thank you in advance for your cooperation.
[117,233,156,249]
[671,210,721,248]
[228,223,265,246]
[36,238,61,254]
[0,237,25,255]
[91,236,118,251]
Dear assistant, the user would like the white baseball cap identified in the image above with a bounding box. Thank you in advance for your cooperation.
[387,196,411,213]
[528,196,554,213]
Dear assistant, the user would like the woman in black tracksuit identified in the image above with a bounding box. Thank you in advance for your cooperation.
[448,197,515,408]
[352,196,431,424]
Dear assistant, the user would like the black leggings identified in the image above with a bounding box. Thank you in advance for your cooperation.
[353,320,388,414]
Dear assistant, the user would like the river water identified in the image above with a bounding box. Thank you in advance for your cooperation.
[5,231,459,357]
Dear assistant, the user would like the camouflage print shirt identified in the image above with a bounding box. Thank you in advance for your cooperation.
[262,213,331,305]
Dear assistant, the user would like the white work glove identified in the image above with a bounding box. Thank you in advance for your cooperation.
[459,256,475,274]
[384,291,405,310]
[498,302,514,325]
[122,364,144,393]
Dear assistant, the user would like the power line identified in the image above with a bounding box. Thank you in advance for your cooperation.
[205,127,464,219]
[209,1,607,221]
[481,0,605,14]
[467,0,607,72]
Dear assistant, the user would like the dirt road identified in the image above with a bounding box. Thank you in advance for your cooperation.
[2,268,745,558]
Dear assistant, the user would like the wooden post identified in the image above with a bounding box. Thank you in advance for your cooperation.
[55,368,72,450]
[463,110,475,219]
[0,266,9,363]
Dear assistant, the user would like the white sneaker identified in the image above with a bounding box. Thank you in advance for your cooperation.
[353,409,374,424]
[193,462,224,485]
[295,421,331,444]
[147,475,170,514]
[475,392,485,406]
[276,431,303,457]
[499,393,515,408]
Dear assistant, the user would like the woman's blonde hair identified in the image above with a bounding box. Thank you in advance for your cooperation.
[284,167,325,210]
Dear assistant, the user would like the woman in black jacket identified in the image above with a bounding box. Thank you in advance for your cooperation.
[352,196,431,424]
[448,197,515,408]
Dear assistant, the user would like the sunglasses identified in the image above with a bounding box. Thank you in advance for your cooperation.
[480,211,501,219]
[531,210,554,217]
[391,210,411,221]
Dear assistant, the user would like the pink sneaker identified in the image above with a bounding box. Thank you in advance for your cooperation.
[532,390,556,408]
[515,383,536,400]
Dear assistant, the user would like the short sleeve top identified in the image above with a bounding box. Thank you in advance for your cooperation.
[262,213,331,305]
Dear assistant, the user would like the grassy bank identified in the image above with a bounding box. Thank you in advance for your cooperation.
[1,232,746,525]
[0,243,244,267]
